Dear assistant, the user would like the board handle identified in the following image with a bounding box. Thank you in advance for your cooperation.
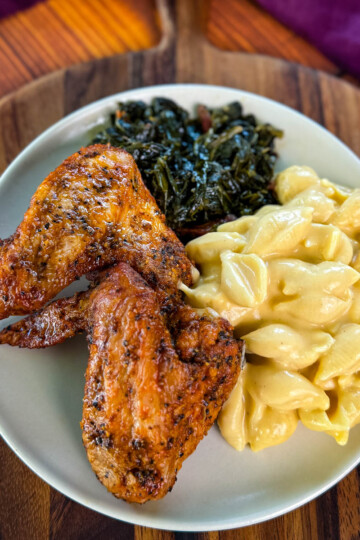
[153,0,212,83]
[156,0,210,49]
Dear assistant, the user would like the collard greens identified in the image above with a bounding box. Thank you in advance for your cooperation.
[92,98,283,236]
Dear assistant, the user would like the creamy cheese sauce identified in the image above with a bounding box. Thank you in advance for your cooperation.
[181,166,360,451]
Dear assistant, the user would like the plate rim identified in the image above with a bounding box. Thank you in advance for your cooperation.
[2,426,360,532]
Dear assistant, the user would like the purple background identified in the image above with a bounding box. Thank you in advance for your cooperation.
[0,0,42,19]
[257,0,360,77]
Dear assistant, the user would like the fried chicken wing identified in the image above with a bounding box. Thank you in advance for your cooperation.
[0,263,242,502]
[0,144,193,319]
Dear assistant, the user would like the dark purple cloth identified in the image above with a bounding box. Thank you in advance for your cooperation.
[257,0,360,77]
[0,0,43,19]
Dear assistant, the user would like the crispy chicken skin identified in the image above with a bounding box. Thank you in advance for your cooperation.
[0,144,193,319]
[0,291,90,348]
[0,263,242,503]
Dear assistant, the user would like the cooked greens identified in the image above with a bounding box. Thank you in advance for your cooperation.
[92,98,283,235]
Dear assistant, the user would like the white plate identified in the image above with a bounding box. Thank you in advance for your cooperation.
[0,84,359,532]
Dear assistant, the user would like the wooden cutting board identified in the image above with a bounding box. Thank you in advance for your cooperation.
[0,0,359,538]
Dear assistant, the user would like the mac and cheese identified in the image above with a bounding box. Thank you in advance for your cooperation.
[181,165,360,451]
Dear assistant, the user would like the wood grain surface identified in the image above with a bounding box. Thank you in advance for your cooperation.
[0,0,161,97]
[0,0,360,539]
[0,0,358,99]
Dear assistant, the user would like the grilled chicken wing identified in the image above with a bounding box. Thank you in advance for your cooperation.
[0,144,193,319]
[0,263,242,502]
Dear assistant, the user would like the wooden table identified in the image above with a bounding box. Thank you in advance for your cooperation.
[0,1,359,538]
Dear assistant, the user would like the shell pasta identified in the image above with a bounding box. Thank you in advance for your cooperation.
[182,165,360,450]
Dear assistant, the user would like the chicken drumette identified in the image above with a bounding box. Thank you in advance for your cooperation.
[0,263,242,502]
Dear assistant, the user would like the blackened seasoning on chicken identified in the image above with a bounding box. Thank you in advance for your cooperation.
[92,98,283,239]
